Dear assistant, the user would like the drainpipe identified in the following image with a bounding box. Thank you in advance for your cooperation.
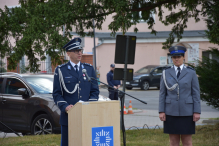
[92,39,103,69]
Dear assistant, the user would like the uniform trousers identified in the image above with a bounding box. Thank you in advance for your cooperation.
[61,125,68,146]
[109,89,118,100]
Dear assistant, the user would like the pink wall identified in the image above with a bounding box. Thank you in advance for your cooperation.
[83,37,99,54]
[96,6,207,33]
[96,41,219,84]
[0,0,19,9]
[97,43,170,84]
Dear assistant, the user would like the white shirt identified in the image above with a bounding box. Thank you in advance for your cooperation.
[174,64,184,76]
[69,61,80,71]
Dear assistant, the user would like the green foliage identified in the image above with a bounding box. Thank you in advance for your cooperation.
[0,0,218,72]
[0,60,7,73]
[203,1,219,45]
[189,48,219,109]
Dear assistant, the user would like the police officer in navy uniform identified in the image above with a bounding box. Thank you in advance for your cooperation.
[53,38,99,146]
[159,46,201,146]
[107,64,121,100]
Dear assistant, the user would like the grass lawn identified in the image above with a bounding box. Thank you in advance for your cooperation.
[0,124,218,146]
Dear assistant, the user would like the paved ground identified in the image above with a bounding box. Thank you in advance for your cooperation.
[1,86,218,138]
[1,108,218,138]
[124,109,219,130]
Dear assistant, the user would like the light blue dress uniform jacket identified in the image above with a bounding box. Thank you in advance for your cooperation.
[159,66,201,116]
[53,61,99,125]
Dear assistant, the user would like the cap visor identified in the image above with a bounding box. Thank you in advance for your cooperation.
[171,53,184,56]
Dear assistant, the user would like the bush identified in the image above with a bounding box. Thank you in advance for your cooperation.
[189,48,219,109]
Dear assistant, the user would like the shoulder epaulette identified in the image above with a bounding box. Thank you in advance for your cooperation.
[58,63,67,68]
[164,66,171,70]
[83,63,92,66]
[187,66,195,71]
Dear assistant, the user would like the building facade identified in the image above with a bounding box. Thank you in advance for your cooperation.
[1,0,218,84]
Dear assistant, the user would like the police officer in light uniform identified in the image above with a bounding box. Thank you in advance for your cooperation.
[159,46,201,146]
[53,38,99,146]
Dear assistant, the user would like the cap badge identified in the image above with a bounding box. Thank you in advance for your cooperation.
[175,46,178,52]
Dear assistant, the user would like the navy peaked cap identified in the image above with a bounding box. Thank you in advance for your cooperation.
[63,38,82,51]
[110,64,115,68]
[169,46,187,56]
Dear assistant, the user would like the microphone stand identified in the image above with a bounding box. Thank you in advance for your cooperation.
[89,77,147,146]
[0,120,20,137]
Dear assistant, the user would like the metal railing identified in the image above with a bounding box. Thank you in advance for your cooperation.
[19,61,53,74]
[0,60,54,74]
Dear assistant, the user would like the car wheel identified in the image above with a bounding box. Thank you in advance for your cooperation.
[31,114,53,135]
[126,87,133,90]
[141,81,149,90]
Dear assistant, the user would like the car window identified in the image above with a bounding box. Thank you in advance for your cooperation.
[153,67,163,74]
[24,77,53,94]
[5,78,27,95]
[0,78,3,93]
[136,67,155,74]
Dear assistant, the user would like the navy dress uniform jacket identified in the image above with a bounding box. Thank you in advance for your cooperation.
[107,71,121,87]
[53,61,99,126]
[159,65,201,116]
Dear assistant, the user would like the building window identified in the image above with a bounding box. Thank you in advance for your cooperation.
[132,0,155,23]
[167,54,173,65]
[202,51,219,62]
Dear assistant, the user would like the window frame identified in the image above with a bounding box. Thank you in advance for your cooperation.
[3,77,32,96]
[0,77,5,94]
[131,1,156,23]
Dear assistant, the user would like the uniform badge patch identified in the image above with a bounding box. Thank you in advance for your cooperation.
[65,76,72,78]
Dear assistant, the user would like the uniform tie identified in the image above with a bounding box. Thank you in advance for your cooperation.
[177,67,181,78]
[74,65,79,75]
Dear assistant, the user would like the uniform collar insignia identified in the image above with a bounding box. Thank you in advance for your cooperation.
[68,65,71,70]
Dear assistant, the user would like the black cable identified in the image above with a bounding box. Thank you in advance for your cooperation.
[90,77,147,104]
[154,125,161,129]
[0,121,20,137]
[89,76,147,146]
[143,124,150,129]
[127,126,140,130]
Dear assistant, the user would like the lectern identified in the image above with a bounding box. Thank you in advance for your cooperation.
[67,101,120,146]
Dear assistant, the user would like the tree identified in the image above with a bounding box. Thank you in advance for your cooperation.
[187,1,219,109]
[189,49,219,109]
[0,0,218,72]
[0,60,7,73]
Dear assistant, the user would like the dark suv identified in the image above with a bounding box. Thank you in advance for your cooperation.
[0,73,61,135]
[125,65,170,90]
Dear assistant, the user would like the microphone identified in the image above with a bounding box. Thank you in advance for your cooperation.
[82,69,91,81]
